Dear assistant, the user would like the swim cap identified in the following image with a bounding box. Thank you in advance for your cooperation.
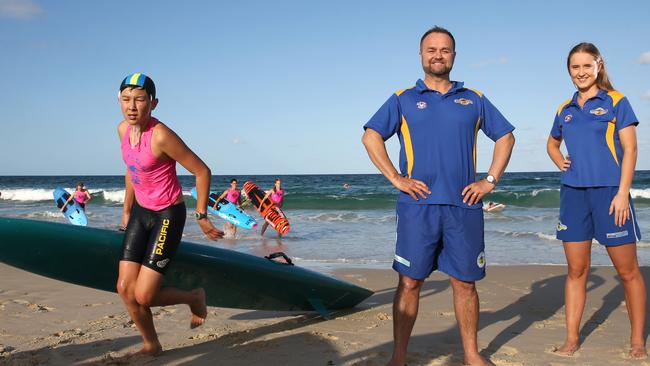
[119,73,156,99]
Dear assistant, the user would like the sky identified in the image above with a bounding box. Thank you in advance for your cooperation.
[1,0,649,175]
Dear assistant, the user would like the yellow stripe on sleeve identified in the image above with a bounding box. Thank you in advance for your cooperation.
[556,99,572,116]
[607,90,624,106]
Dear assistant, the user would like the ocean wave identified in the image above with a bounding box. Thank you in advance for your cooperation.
[494,230,558,242]
[631,188,650,199]
[291,212,395,223]
[0,188,58,202]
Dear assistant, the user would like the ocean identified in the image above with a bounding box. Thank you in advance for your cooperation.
[1,172,649,271]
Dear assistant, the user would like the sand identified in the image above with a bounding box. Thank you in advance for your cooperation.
[2,263,650,365]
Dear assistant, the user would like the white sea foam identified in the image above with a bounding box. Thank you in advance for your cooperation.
[101,189,126,203]
[531,188,559,197]
[0,188,56,201]
[631,188,650,199]
[495,230,558,242]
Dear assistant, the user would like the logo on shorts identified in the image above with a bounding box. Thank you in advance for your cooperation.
[606,230,628,239]
[564,114,573,123]
[454,98,473,105]
[476,251,486,268]
[155,218,171,255]
[556,222,568,231]
[416,101,427,109]
[589,107,608,116]
[157,258,170,268]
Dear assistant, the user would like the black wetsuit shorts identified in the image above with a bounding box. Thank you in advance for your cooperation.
[120,201,186,274]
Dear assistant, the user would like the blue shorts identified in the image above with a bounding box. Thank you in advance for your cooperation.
[557,185,641,246]
[394,203,485,282]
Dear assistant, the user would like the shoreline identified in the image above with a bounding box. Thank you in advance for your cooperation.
[2,263,650,365]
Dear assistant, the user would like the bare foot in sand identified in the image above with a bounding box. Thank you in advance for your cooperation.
[629,344,648,359]
[463,354,495,366]
[137,342,163,357]
[190,288,207,329]
[551,342,579,357]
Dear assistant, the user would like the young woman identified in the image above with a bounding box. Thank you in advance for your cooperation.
[61,182,91,211]
[215,178,242,237]
[547,43,646,359]
[116,73,224,356]
[260,178,284,237]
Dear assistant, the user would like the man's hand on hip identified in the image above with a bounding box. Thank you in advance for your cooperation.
[461,179,495,205]
[391,176,431,201]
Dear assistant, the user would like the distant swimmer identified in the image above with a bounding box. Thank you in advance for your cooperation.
[61,182,91,211]
[261,178,284,238]
[343,183,350,189]
[483,201,506,212]
[116,73,223,356]
[215,178,242,238]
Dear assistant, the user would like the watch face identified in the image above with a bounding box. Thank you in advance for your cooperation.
[487,175,495,183]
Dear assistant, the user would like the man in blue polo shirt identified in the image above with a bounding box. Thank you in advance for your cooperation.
[362,26,515,366]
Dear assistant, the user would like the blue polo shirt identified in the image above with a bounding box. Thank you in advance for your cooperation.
[364,79,515,208]
[551,89,639,187]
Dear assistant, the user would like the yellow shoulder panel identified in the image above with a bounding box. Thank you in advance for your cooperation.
[607,90,624,106]
[395,87,414,97]
[556,99,572,116]
[466,88,483,97]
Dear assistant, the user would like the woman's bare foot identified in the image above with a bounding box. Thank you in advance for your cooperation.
[138,342,163,356]
[551,342,579,357]
[629,344,648,359]
[190,288,207,329]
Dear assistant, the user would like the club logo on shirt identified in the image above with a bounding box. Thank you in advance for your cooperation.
[557,222,568,231]
[564,114,573,123]
[589,107,608,116]
[476,251,486,268]
[454,98,473,105]
[416,101,427,109]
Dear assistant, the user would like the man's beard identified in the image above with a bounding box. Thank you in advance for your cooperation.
[423,62,452,77]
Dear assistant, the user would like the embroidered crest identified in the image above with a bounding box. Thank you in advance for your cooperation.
[589,107,608,116]
[454,98,473,105]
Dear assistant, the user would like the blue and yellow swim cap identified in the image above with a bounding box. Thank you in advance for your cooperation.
[119,73,156,99]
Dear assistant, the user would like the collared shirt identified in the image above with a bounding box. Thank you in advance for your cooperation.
[364,79,515,208]
[551,89,639,187]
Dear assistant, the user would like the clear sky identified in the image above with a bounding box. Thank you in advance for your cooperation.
[1,0,649,175]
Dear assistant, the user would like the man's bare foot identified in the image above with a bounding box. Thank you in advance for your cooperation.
[463,353,495,366]
[551,342,579,357]
[190,288,207,329]
[629,344,648,359]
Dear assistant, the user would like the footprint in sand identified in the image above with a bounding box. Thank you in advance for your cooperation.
[376,312,391,321]
[0,344,16,355]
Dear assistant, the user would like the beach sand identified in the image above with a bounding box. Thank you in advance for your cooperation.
[2,263,650,366]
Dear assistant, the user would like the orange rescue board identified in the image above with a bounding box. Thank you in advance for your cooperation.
[243,181,290,234]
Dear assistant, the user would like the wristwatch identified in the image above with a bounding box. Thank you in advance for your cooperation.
[194,211,207,220]
[485,175,497,185]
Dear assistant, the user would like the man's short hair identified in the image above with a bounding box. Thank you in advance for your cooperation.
[420,26,455,51]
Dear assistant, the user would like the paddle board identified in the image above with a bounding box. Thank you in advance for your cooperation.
[190,187,257,229]
[53,187,88,226]
[483,202,506,212]
[0,217,371,317]
[243,181,290,234]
